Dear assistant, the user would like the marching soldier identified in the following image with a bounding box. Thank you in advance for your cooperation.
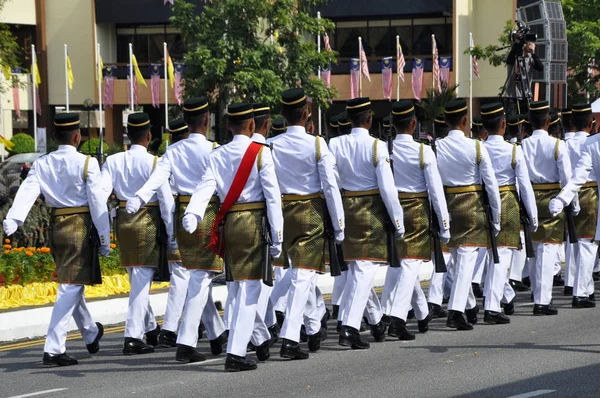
[333,97,404,349]
[101,113,175,354]
[522,101,572,315]
[184,102,284,372]
[127,97,227,362]
[479,103,538,324]
[269,88,344,358]
[436,99,501,330]
[3,113,110,366]
[384,100,450,340]
[269,117,286,140]
[552,104,598,308]
[326,114,339,141]
[562,108,575,141]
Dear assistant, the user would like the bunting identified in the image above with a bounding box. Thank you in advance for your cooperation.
[440,57,451,85]
[397,41,406,82]
[382,57,393,101]
[174,62,184,105]
[349,58,360,99]
[103,66,116,108]
[151,64,161,108]
[412,58,424,101]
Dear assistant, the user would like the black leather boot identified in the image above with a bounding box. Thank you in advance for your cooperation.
[209,332,228,356]
[157,329,178,348]
[338,325,370,349]
[224,354,257,372]
[369,320,386,342]
[42,352,78,367]
[391,317,415,340]
[175,344,206,363]
[255,339,270,362]
[280,338,309,359]
[123,338,155,355]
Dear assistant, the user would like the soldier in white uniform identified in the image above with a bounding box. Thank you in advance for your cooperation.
[3,113,110,366]
[521,101,572,315]
[184,102,284,372]
[127,97,227,362]
[383,100,450,340]
[436,99,501,330]
[332,97,404,349]
[551,103,598,308]
[479,103,538,324]
[101,113,175,354]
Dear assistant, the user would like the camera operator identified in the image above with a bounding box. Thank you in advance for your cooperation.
[504,26,543,117]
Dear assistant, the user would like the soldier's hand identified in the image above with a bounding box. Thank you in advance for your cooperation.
[99,244,110,257]
[334,230,344,244]
[182,213,199,234]
[493,223,501,237]
[126,196,142,214]
[269,243,282,258]
[3,219,18,236]
[394,229,405,240]
[549,198,564,217]
[440,228,450,244]
[168,237,179,254]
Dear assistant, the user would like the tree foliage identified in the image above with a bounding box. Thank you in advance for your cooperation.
[170,0,337,140]
[464,21,514,69]
[417,82,458,131]
[9,133,34,154]
[0,0,24,95]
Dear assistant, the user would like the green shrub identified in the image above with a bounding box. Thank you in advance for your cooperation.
[79,138,109,155]
[9,133,35,154]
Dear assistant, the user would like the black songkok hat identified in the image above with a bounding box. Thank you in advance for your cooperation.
[434,114,446,130]
[382,115,392,128]
[168,118,188,136]
[271,117,286,132]
[183,97,209,117]
[227,103,254,122]
[337,112,350,127]
[346,97,372,117]
[480,102,505,122]
[549,109,560,126]
[281,88,307,110]
[507,114,524,127]
[471,116,484,133]
[529,101,550,118]
[391,100,415,122]
[444,99,468,118]
[127,112,152,134]
[253,103,270,118]
[572,103,592,116]
[54,113,80,133]
[329,114,339,128]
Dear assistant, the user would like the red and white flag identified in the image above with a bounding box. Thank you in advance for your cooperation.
[103,66,115,108]
[359,43,371,82]
[127,75,139,107]
[350,58,360,99]
[412,58,424,101]
[174,62,184,106]
[321,63,331,87]
[470,34,479,79]
[440,57,451,86]
[432,35,441,92]
[12,84,20,118]
[150,64,160,108]
[382,57,393,101]
[323,30,332,52]
[397,42,406,82]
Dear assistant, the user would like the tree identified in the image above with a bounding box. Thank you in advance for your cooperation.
[170,0,337,141]
[417,82,458,132]
[0,0,24,94]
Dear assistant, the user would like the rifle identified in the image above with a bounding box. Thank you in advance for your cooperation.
[153,220,170,282]
[429,140,447,273]
[519,198,535,258]
[89,224,103,285]
[386,134,402,268]
[565,204,579,244]
[261,214,273,287]
[481,184,500,264]
[324,207,343,277]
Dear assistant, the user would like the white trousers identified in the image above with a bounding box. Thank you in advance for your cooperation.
[257,282,277,329]
[162,261,190,333]
[124,266,157,339]
[595,256,600,273]
[386,259,429,321]
[341,260,382,330]
[529,242,559,305]
[270,264,292,313]
[573,239,598,297]
[201,287,226,340]
[381,267,396,315]
[472,248,488,284]
[176,270,214,347]
[227,280,270,357]
[448,247,478,312]
[281,269,320,342]
[44,284,99,355]
[224,281,234,330]
[509,231,527,281]
[331,270,348,306]
[565,242,576,288]
[484,247,516,312]
[315,286,326,321]
[554,243,564,275]
[428,251,452,306]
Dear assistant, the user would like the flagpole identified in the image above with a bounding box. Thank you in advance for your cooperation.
[396,35,400,101]
[358,36,363,97]
[129,43,134,111]
[64,44,69,112]
[317,11,322,137]
[163,42,169,143]
[431,35,435,91]
[97,42,104,158]
[32,44,38,152]
[469,32,474,129]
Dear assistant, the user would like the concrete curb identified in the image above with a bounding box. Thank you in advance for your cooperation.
[0,262,434,343]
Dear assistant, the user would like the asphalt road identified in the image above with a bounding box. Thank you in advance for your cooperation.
[2,283,600,398]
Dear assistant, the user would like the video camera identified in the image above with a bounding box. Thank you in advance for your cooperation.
[510,21,537,44]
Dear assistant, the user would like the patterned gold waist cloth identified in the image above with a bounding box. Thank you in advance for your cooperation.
[229,202,265,212]
[343,189,380,197]
[444,185,483,194]
[178,195,219,204]
[398,191,429,199]
[53,206,90,216]
[282,193,323,201]
[532,183,561,191]
[499,185,517,192]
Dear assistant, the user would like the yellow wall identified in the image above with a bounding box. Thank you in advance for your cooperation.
[45,0,96,106]
[0,0,36,25]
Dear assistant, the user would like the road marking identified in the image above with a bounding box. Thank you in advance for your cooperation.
[506,390,557,398]
[6,388,68,398]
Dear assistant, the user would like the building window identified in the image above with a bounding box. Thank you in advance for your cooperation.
[116,25,184,64]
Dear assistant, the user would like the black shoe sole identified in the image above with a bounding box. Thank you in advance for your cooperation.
[123,348,155,355]
[175,355,206,363]
[225,365,258,372]
[338,337,352,347]
[280,351,309,360]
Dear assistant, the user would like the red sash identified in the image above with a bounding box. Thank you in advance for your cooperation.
[206,142,263,256]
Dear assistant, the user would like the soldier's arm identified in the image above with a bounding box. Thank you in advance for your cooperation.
[135,151,173,204]
[423,147,450,231]
[515,147,538,227]
[86,158,111,247]
[556,142,594,206]
[259,147,284,244]
[317,138,345,232]
[375,141,404,234]
[6,162,42,225]
[479,145,502,226]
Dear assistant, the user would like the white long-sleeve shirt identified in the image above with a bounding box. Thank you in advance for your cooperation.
[436,130,501,225]
[521,130,571,187]
[186,134,284,244]
[332,127,403,233]
[392,134,449,232]
[268,125,344,232]
[483,135,538,227]
[566,132,596,182]
[101,144,175,238]
[6,145,110,247]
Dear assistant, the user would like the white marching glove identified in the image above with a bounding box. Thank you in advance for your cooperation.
[99,244,110,257]
[269,243,282,259]
[126,196,142,214]
[394,229,405,240]
[3,219,18,236]
[549,198,564,217]
[440,228,450,244]
[573,201,581,217]
[530,220,538,233]
[493,223,501,237]
[182,213,199,234]
[168,238,179,254]
[334,230,345,244]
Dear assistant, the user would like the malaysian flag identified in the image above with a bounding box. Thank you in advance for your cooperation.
[174,62,185,105]
[397,41,406,82]
[359,42,371,82]
[323,29,332,52]
[151,64,161,108]
[432,35,440,92]
[382,57,393,101]
[412,58,424,101]
[321,63,331,87]
[440,57,451,85]
[350,58,360,99]
[470,34,479,79]
[103,66,116,108]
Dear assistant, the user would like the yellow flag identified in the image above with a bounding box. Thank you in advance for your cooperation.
[98,55,104,83]
[66,55,75,90]
[33,60,41,87]
[167,52,175,89]
[131,54,147,87]
[0,136,15,151]
[2,65,11,81]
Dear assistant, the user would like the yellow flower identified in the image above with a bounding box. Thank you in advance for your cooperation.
[3,244,11,249]
[4,238,10,244]
[110,243,116,249]
[110,233,114,240]
[40,247,51,254]
[25,251,33,257]
[3,249,9,254]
